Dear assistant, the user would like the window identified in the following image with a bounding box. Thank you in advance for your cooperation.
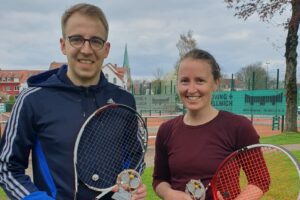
[14,86,20,91]
[6,86,11,91]
[113,77,117,84]
[14,77,19,82]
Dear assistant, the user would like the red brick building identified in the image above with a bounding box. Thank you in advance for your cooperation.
[0,70,43,96]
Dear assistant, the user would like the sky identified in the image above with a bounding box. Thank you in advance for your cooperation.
[0,0,295,81]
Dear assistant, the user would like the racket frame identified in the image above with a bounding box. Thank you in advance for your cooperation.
[208,143,300,200]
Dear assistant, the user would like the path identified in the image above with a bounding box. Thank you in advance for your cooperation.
[281,143,300,151]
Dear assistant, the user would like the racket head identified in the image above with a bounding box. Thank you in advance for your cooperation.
[210,144,300,200]
[73,104,148,192]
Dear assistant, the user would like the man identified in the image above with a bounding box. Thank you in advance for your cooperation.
[0,3,146,200]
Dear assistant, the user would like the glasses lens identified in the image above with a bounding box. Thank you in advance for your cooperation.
[69,36,84,48]
[90,38,105,50]
[68,36,105,50]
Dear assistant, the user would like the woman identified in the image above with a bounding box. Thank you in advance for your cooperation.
[152,48,266,200]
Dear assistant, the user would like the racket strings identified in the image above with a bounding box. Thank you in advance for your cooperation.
[213,146,300,200]
[76,107,146,189]
[238,149,270,192]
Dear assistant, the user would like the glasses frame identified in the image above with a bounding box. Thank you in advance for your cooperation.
[67,35,106,50]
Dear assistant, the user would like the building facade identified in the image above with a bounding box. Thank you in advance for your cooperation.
[0,70,42,97]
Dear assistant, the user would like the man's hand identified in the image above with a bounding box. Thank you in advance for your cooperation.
[131,183,147,200]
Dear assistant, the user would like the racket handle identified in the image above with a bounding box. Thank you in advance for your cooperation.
[95,186,115,199]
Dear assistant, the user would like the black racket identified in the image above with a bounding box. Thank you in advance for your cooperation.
[186,144,300,200]
[73,104,148,199]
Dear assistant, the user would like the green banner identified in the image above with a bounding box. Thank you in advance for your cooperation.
[212,89,286,115]
[135,89,296,116]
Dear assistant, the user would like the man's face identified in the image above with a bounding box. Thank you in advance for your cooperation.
[60,13,110,86]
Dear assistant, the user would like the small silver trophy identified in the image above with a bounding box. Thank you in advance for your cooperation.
[112,169,141,200]
[185,179,206,200]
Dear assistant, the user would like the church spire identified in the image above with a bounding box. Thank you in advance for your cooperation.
[123,44,130,69]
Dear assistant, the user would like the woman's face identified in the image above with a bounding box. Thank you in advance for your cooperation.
[177,58,219,113]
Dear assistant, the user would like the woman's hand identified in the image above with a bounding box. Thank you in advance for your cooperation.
[217,184,263,200]
[217,191,225,200]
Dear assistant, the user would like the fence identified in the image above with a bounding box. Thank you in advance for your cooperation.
[135,89,288,115]
[131,69,284,96]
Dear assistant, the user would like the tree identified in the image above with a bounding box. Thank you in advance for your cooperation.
[224,0,300,132]
[236,62,268,89]
[176,30,197,58]
[0,92,9,103]
[151,68,164,95]
[174,30,197,72]
[153,68,164,81]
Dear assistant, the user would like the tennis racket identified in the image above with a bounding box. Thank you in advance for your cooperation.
[73,103,148,199]
[186,143,300,200]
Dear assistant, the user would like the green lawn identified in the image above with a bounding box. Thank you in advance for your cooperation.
[0,189,6,200]
[0,132,300,200]
[260,132,300,145]
[142,167,160,200]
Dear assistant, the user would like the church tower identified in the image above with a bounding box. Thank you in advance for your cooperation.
[123,44,132,90]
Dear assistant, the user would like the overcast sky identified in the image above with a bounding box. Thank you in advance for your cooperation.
[0,0,295,80]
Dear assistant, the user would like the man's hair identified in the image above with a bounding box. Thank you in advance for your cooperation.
[179,48,221,80]
[61,3,109,39]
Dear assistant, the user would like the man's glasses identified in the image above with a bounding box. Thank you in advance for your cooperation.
[67,35,106,50]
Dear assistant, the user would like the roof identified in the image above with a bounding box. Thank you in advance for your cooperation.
[221,78,244,87]
[0,70,43,83]
[49,62,65,70]
[103,63,129,81]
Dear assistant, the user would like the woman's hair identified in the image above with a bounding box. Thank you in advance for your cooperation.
[61,3,109,39]
[179,48,221,80]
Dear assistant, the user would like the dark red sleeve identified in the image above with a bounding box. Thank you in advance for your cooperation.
[152,121,172,190]
[235,116,260,150]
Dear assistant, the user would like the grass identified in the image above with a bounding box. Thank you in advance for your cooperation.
[0,132,299,199]
[260,132,300,145]
[0,190,6,200]
[141,167,160,200]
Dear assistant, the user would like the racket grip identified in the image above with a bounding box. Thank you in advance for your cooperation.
[95,187,114,199]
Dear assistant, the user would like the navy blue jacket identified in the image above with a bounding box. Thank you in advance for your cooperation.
[0,65,138,200]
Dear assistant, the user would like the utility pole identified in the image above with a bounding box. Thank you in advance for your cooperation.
[265,61,270,89]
